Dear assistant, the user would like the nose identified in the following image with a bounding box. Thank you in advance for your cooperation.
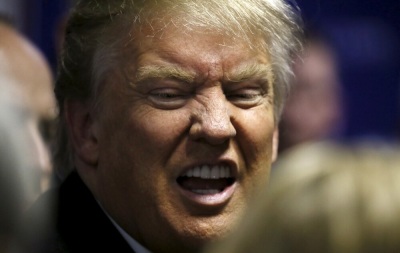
[189,89,236,145]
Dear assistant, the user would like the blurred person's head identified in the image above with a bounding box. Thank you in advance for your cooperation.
[279,32,343,153]
[55,1,303,252]
[0,19,57,199]
[0,98,25,253]
[205,142,400,253]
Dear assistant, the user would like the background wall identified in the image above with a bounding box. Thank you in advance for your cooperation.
[297,0,400,142]
[1,0,399,142]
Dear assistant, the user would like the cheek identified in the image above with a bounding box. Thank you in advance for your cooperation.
[130,109,189,149]
[237,108,275,155]
[235,108,275,185]
[104,107,191,173]
[95,108,186,203]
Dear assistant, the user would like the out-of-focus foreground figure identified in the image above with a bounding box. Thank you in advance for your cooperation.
[279,33,343,153]
[0,16,56,214]
[0,19,57,252]
[205,142,400,253]
[0,20,57,204]
[0,97,25,253]
[0,19,57,253]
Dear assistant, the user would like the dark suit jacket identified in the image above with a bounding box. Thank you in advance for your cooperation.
[20,172,135,253]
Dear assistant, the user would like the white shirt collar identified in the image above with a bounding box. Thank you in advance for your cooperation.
[108,217,152,253]
[98,202,152,253]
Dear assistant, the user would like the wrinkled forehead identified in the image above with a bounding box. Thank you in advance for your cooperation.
[114,22,272,89]
[113,8,270,71]
[88,1,277,102]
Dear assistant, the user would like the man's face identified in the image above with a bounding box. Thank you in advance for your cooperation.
[87,24,277,252]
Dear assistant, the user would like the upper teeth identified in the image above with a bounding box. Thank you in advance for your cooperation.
[183,165,232,179]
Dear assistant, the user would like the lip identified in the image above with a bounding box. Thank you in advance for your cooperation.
[175,160,239,207]
[176,180,237,207]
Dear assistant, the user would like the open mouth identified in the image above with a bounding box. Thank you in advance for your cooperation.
[177,165,236,195]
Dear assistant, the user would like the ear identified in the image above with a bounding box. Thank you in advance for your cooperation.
[64,100,98,167]
[271,128,279,163]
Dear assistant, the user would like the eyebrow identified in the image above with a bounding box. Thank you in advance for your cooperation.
[134,65,196,84]
[226,63,273,83]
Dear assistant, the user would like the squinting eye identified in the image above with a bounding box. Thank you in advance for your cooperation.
[149,89,188,109]
[152,92,182,99]
[226,88,265,108]
[230,93,260,100]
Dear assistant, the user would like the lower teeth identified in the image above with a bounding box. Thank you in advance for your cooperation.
[191,189,221,195]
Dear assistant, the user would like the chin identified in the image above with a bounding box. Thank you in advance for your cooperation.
[167,212,239,253]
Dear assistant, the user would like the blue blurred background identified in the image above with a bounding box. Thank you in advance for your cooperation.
[1,0,399,142]
[297,0,400,143]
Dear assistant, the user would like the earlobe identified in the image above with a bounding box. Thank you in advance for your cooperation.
[271,128,279,163]
[64,100,99,166]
